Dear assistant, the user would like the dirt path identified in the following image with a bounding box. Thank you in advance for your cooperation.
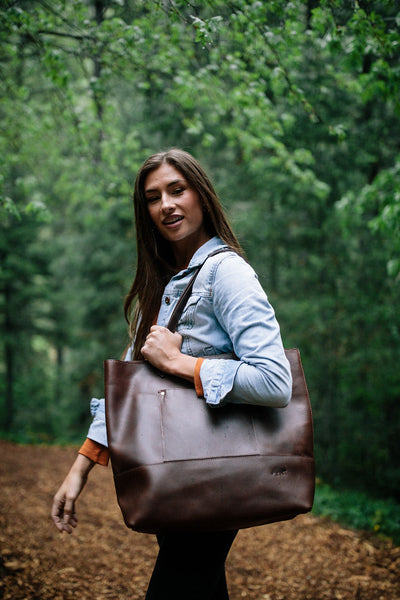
[0,441,399,599]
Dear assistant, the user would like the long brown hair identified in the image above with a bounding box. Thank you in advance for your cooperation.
[124,148,244,359]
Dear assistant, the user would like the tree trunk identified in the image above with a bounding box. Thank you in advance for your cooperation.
[4,285,14,431]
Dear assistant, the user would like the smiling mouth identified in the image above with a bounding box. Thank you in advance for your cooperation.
[163,216,183,225]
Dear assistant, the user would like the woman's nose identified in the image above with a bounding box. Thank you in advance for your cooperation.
[160,193,175,211]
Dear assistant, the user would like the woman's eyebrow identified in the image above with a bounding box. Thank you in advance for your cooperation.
[144,179,186,195]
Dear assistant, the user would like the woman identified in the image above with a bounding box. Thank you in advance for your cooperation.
[52,149,292,599]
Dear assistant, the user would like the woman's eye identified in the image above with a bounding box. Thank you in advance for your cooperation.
[172,187,184,195]
[146,196,159,203]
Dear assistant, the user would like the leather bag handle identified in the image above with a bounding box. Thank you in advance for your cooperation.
[167,247,231,333]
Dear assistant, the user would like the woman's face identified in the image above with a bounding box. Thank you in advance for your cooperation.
[144,163,210,259]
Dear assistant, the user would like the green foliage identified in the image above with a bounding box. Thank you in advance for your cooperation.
[1,0,400,498]
[337,158,400,279]
[313,480,400,546]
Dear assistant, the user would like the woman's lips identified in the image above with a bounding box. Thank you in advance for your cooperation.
[163,215,184,226]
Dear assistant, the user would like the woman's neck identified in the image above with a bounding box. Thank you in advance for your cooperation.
[171,232,212,270]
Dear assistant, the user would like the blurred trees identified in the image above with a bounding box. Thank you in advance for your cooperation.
[0,0,399,498]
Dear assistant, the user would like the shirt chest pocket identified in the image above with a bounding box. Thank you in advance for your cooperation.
[179,294,203,330]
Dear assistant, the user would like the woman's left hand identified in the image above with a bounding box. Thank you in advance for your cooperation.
[141,325,183,373]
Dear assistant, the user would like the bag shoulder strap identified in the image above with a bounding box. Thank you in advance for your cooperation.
[167,247,232,333]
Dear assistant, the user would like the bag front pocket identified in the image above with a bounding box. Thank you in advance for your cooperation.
[159,387,259,462]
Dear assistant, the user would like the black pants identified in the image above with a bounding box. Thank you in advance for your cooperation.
[145,530,238,600]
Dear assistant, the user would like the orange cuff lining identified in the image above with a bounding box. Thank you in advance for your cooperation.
[194,358,205,397]
[79,438,109,466]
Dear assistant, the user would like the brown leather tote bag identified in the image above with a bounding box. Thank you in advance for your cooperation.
[104,251,315,533]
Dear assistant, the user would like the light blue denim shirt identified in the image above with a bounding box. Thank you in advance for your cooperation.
[87,236,292,447]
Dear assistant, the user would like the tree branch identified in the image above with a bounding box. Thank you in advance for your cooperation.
[37,29,96,42]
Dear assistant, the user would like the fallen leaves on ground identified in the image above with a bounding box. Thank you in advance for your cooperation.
[0,441,399,599]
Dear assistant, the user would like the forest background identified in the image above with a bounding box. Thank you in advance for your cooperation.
[1,0,399,528]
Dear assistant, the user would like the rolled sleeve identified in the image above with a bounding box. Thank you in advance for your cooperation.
[200,358,241,406]
[79,438,109,466]
[86,397,108,447]
[85,348,132,447]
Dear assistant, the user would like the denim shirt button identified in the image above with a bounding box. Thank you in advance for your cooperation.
[165,296,170,305]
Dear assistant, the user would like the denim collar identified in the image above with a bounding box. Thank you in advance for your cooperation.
[186,236,228,270]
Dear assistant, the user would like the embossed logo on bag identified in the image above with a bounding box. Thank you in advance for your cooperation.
[272,466,288,476]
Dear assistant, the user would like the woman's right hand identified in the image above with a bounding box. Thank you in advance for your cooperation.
[51,454,94,534]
